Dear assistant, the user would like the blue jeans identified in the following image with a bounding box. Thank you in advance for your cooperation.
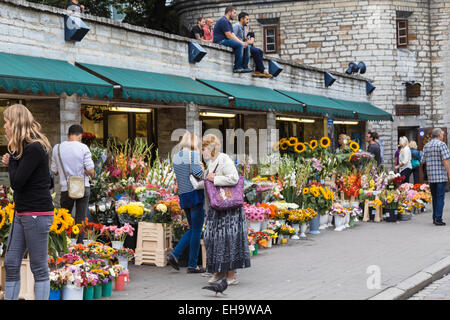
[430,182,447,221]
[220,39,250,70]
[249,45,265,72]
[171,202,205,268]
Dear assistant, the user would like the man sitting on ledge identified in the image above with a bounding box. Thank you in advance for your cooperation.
[213,6,252,73]
[233,12,272,78]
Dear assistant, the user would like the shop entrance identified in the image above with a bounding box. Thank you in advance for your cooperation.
[81,105,156,148]
[200,112,244,154]
[398,126,419,146]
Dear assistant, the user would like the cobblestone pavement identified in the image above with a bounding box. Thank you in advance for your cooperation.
[104,194,450,300]
[409,274,450,300]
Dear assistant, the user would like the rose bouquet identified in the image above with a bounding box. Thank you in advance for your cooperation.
[113,248,135,261]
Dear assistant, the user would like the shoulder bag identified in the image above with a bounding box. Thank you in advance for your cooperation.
[204,160,244,211]
[58,144,85,199]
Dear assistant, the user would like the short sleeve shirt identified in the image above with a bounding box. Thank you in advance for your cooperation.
[422,138,450,183]
[203,25,213,41]
[190,25,204,39]
[213,16,233,44]
[367,143,381,166]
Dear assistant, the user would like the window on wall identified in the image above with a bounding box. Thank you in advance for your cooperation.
[263,25,279,54]
[396,19,408,48]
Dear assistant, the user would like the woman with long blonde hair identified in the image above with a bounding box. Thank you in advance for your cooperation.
[1,104,54,300]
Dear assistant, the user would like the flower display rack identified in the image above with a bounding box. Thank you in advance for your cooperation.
[135,222,173,267]
[0,255,35,300]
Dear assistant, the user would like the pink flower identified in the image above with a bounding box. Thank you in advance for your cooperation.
[109,226,118,232]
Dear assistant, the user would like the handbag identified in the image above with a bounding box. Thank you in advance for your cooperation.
[189,151,204,190]
[57,144,85,199]
[204,162,244,211]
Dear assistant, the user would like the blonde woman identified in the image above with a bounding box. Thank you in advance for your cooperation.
[336,134,350,152]
[1,104,54,300]
[202,134,250,285]
[168,132,206,273]
[395,136,412,183]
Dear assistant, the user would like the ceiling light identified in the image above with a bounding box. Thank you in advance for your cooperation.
[200,112,236,118]
[108,106,152,113]
[334,121,359,125]
[276,117,315,123]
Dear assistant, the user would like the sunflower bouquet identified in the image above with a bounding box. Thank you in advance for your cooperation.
[302,183,334,215]
[48,208,77,257]
[0,203,14,255]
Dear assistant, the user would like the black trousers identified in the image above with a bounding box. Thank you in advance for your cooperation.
[60,187,90,243]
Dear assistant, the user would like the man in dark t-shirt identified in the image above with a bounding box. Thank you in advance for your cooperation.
[190,17,205,40]
[213,6,252,73]
[366,131,381,165]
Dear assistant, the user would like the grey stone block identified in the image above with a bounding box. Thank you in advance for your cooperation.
[395,272,433,299]
[369,287,406,300]
[422,256,450,281]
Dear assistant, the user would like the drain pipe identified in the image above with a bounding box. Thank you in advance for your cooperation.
[427,0,434,126]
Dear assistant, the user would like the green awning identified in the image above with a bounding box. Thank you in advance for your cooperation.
[198,79,302,111]
[0,52,113,98]
[277,89,393,121]
[330,98,393,121]
[276,90,355,118]
[76,63,229,107]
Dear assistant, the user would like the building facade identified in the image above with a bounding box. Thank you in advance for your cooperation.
[175,0,450,168]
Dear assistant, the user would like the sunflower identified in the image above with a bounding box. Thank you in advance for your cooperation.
[279,138,288,144]
[287,137,298,146]
[72,225,80,235]
[320,137,331,148]
[309,140,318,150]
[280,141,289,151]
[311,188,320,197]
[348,152,355,162]
[294,142,306,153]
[349,140,360,153]
[303,188,309,195]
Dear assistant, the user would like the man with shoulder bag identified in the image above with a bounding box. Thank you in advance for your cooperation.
[51,124,95,243]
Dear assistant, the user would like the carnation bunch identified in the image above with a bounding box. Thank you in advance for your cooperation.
[244,203,270,222]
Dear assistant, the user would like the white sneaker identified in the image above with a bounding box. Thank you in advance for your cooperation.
[208,273,224,284]
[201,272,213,277]
[227,278,239,285]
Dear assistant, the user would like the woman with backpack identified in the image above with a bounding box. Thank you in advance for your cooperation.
[410,140,421,184]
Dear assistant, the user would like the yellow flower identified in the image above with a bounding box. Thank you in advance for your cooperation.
[294,142,306,154]
[272,142,280,151]
[309,140,318,150]
[280,141,289,151]
[0,209,6,230]
[303,188,309,195]
[320,137,331,148]
[72,225,80,235]
[287,137,298,146]
[311,189,320,197]
[348,152,355,162]
[349,140,360,153]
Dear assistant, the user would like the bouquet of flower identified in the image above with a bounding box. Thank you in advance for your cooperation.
[116,201,146,225]
[113,248,135,261]
[276,224,297,236]
[87,242,116,260]
[61,265,84,288]
[379,189,399,210]
[151,201,172,224]
[302,183,334,215]
[248,231,271,247]
[101,224,135,242]
[49,269,65,291]
[259,203,279,220]
[0,203,15,255]
[328,203,349,217]
[244,203,271,222]
[80,218,103,242]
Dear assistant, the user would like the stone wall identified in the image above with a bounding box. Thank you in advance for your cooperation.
[1,0,371,160]
[176,0,450,169]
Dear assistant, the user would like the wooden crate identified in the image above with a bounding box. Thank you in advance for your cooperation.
[135,222,173,267]
[0,256,35,300]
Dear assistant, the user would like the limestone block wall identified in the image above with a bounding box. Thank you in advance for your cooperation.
[176,0,450,168]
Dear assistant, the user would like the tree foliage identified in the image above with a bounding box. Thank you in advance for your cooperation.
[27,0,179,34]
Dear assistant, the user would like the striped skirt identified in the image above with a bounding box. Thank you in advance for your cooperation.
[204,206,251,273]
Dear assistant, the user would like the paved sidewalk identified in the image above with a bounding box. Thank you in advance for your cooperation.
[105,194,450,300]
[409,274,450,300]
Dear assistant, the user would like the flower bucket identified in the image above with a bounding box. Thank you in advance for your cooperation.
[344,214,350,228]
[111,241,124,249]
[327,214,334,227]
[62,286,83,300]
[384,208,397,222]
[291,224,300,240]
[49,288,61,300]
[93,284,102,299]
[260,219,269,231]
[319,214,328,230]
[308,214,320,235]
[334,215,345,231]
[83,286,94,300]
[118,256,129,270]
[102,281,112,297]
[399,214,412,221]
[300,223,307,238]
[115,274,129,291]
[70,238,77,246]
[247,220,262,232]
[83,239,93,246]
[266,239,272,248]
[253,244,259,255]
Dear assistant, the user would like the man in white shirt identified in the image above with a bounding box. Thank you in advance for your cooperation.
[51,124,95,243]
